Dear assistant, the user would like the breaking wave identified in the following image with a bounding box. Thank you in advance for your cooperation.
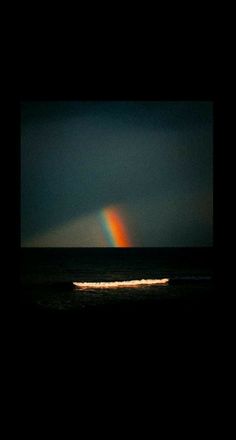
[73,278,169,290]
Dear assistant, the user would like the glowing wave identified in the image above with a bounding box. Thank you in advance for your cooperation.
[73,278,169,289]
[100,206,132,247]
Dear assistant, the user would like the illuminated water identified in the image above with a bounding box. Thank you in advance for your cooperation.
[73,278,170,289]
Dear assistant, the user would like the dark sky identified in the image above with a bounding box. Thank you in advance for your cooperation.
[21,101,213,247]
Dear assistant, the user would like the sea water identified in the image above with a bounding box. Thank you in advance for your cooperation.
[20,247,213,312]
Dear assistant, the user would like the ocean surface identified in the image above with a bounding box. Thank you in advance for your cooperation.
[18,247,216,413]
[20,247,214,315]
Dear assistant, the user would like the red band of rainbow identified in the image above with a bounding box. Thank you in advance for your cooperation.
[100,206,132,247]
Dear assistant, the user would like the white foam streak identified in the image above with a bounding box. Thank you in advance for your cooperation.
[73,278,169,289]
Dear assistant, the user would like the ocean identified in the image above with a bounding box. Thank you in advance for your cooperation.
[20,247,214,316]
[18,246,217,378]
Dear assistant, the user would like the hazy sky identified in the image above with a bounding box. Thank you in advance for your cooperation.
[21,101,213,247]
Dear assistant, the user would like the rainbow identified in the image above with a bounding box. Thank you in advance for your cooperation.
[100,206,132,247]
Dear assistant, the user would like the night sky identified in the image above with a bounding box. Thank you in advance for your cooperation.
[21,101,213,247]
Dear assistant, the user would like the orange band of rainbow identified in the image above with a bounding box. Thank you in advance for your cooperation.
[101,206,132,247]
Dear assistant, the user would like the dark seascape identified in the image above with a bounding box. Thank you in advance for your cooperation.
[20,247,214,322]
[18,246,218,379]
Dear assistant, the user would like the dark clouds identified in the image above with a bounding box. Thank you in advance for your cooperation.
[21,101,213,247]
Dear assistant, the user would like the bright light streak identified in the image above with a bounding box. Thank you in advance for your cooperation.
[73,278,169,290]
